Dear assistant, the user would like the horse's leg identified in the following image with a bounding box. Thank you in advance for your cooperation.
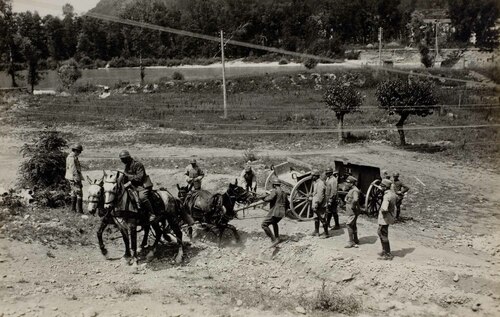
[140,223,150,251]
[97,220,108,256]
[227,224,240,243]
[164,213,183,263]
[217,226,226,248]
[117,220,131,259]
[130,224,138,263]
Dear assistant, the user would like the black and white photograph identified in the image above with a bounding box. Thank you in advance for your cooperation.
[0,0,499,316]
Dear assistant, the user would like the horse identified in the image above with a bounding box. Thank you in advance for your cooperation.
[87,171,185,264]
[177,180,256,244]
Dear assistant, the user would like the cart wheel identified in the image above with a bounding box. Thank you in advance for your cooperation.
[264,170,276,191]
[290,176,314,219]
[365,179,384,217]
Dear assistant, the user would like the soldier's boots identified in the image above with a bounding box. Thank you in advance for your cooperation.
[311,220,320,236]
[262,226,275,241]
[71,196,77,212]
[76,197,83,214]
[345,226,358,248]
[353,232,360,245]
[377,241,392,260]
[332,213,341,230]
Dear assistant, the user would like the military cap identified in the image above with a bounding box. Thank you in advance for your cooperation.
[244,165,252,172]
[346,176,357,183]
[71,143,83,152]
[119,150,131,159]
[190,159,197,164]
[311,169,321,176]
[381,179,393,188]
[325,167,334,173]
[393,172,400,177]
[381,170,389,176]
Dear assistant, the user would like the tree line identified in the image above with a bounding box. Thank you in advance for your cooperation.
[0,0,498,87]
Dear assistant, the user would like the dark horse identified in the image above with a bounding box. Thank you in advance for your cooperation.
[177,180,255,244]
[87,171,185,264]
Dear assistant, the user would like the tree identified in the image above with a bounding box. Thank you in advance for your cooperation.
[0,0,23,87]
[324,80,363,143]
[20,37,43,93]
[376,79,438,146]
[57,58,81,90]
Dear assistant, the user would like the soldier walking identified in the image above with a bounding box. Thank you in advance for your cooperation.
[392,172,409,220]
[65,144,84,213]
[378,179,397,260]
[324,167,340,229]
[310,169,329,238]
[261,180,287,247]
[185,159,204,191]
[344,176,361,248]
[119,150,156,222]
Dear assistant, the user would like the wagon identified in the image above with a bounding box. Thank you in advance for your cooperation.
[264,157,384,219]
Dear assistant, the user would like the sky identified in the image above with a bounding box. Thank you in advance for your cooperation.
[12,0,100,16]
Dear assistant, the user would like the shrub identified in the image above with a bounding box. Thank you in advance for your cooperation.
[278,58,289,65]
[304,59,318,69]
[310,282,361,315]
[172,71,184,80]
[78,56,93,69]
[243,149,258,162]
[58,59,82,90]
[19,131,68,189]
[109,56,127,68]
[345,50,361,60]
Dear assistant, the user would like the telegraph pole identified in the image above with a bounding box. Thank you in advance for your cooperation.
[220,30,228,119]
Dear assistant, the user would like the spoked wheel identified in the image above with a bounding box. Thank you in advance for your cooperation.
[289,176,314,219]
[264,170,276,191]
[365,179,384,217]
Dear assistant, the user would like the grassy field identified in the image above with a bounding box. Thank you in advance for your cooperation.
[6,69,499,166]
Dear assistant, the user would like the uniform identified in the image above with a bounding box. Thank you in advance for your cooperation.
[378,188,397,258]
[325,174,339,228]
[65,151,83,199]
[392,178,409,219]
[240,169,257,192]
[124,159,154,216]
[345,184,361,246]
[261,184,287,243]
[311,176,329,237]
[185,165,204,190]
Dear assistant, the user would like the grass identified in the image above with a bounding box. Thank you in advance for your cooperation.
[310,281,361,315]
[115,284,150,296]
[8,69,499,167]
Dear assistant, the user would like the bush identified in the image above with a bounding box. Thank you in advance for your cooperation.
[310,282,361,315]
[78,56,93,69]
[278,58,289,65]
[109,56,127,68]
[58,59,82,90]
[172,71,184,80]
[243,149,258,162]
[19,131,68,189]
[345,50,361,60]
[304,59,318,69]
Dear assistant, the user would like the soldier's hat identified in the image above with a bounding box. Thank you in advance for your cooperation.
[381,179,393,188]
[346,175,357,184]
[393,172,400,177]
[71,143,83,152]
[119,150,131,159]
[244,165,252,172]
[190,159,197,164]
[325,167,334,174]
[382,170,389,177]
[311,169,321,176]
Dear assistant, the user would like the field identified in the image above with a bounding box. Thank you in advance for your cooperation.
[0,68,499,317]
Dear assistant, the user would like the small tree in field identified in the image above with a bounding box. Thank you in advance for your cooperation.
[324,81,363,143]
[376,79,438,146]
[58,58,81,90]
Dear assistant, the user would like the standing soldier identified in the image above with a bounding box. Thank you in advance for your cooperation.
[261,180,287,247]
[392,172,409,220]
[324,167,340,230]
[310,169,329,238]
[119,150,156,222]
[378,179,397,260]
[65,144,84,213]
[185,159,205,191]
[344,176,361,248]
[240,165,257,192]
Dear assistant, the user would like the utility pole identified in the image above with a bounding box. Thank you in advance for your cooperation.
[220,30,227,119]
[434,21,439,57]
[378,27,383,67]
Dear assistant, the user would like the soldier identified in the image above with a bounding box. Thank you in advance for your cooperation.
[324,167,340,229]
[65,144,84,213]
[381,170,391,180]
[119,150,156,222]
[261,180,287,247]
[240,165,257,192]
[311,169,329,238]
[378,179,397,260]
[392,172,409,220]
[185,159,204,191]
[344,176,361,248]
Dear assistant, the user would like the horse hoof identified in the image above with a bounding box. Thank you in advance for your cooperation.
[174,252,183,264]
[100,248,108,256]
[146,250,155,261]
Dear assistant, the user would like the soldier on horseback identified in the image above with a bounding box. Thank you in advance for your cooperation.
[185,159,204,191]
[119,150,156,222]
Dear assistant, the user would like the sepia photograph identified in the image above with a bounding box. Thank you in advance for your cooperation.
[0,0,499,316]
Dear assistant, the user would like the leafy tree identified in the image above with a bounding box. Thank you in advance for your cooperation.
[376,79,438,145]
[44,15,66,60]
[324,80,363,143]
[0,0,23,87]
[20,37,43,93]
[57,58,81,90]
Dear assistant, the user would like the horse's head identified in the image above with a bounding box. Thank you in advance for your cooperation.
[227,179,256,205]
[102,170,125,210]
[177,184,190,200]
[86,176,104,216]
